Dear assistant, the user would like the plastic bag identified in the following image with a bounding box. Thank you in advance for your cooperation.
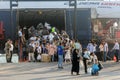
[80,60,84,68]
[37,54,41,60]
[92,64,99,73]
[87,67,92,74]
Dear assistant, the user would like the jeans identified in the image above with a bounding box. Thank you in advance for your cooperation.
[58,55,63,68]
[51,55,54,62]
[104,51,107,62]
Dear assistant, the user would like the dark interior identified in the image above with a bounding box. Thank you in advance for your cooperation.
[19,9,65,31]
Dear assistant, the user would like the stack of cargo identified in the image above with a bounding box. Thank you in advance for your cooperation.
[41,54,51,62]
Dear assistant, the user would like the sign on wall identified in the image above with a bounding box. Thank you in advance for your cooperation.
[1,1,120,18]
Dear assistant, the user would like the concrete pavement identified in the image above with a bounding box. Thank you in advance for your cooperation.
[0,61,120,80]
[0,54,18,63]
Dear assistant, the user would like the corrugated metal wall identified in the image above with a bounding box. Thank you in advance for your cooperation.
[65,8,92,47]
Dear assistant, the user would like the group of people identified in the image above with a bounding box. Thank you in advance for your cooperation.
[18,25,102,75]
[71,39,120,76]
[87,40,119,62]
[18,25,73,63]
[71,46,100,76]
[5,23,120,76]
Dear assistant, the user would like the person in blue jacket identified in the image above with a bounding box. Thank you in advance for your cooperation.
[91,59,99,76]
[57,43,64,69]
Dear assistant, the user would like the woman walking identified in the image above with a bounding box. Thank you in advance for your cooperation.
[71,49,80,75]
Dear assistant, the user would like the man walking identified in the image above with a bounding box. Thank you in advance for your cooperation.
[112,40,119,62]
[103,41,108,62]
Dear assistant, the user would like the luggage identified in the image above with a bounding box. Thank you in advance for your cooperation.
[87,67,92,74]
[41,54,51,62]
[91,64,99,76]
[42,29,49,35]
[37,54,41,60]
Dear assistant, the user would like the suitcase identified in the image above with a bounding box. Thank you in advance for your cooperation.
[41,54,51,62]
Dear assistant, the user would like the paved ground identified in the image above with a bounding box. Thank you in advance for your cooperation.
[0,54,18,63]
[0,60,120,80]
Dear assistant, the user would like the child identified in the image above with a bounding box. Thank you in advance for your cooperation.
[65,47,71,63]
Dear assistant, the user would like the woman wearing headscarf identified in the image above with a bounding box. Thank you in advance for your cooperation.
[71,49,80,75]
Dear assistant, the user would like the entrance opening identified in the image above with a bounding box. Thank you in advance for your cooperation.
[19,9,65,32]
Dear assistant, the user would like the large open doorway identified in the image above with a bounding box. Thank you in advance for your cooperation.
[19,9,65,31]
